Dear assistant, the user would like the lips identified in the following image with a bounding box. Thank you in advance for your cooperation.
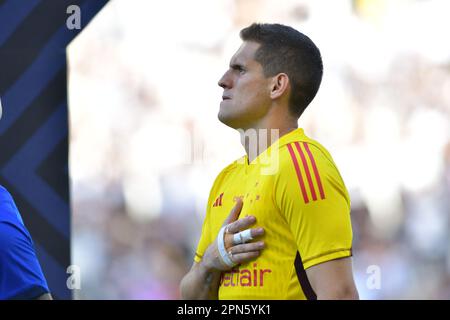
[222,96,231,100]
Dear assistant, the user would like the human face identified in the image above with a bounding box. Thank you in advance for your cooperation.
[218,41,272,129]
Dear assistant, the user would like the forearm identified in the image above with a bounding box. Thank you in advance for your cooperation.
[180,261,222,300]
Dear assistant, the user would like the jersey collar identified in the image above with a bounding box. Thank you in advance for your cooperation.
[240,128,307,167]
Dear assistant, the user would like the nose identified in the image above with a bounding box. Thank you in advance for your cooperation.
[218,69,232,89]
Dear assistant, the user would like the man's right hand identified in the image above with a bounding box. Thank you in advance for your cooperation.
[180,198,265,299]
[201,198,265,272]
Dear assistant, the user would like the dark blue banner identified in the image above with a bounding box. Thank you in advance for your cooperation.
[0,0,108,299]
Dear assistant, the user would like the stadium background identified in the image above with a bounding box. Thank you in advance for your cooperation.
[66,0,450,299]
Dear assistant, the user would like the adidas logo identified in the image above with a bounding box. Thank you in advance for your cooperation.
[213,192,224,207]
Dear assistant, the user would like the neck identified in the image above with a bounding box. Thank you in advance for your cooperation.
[239,117,298,163]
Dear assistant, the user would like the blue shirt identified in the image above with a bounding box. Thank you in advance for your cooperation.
[0,185,50,299]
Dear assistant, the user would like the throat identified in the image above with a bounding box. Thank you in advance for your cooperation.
[241,126,297,163]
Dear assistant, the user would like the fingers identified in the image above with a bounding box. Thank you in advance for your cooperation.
[228,251,261,265]
[222,198,243,226]
[250,227,264,239]
[215,199,266,269]
[230,241,265,254]
[226,215,257,234]
[224,226,264,249]
[227,241,265,265]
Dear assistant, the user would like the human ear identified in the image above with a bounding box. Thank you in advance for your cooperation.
[269,73,290,100]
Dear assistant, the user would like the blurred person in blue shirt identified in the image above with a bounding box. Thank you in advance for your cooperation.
[0,185,51,300]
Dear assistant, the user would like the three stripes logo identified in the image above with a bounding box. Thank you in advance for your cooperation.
[287,142,325,204]
[213,192,224,207]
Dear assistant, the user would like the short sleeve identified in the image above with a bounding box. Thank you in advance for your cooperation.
[0,188,50,300]
[193,177,217,263]
[193,212,211,263]
[275,142,353,270]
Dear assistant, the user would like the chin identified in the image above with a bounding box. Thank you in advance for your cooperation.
[218,110,241,129]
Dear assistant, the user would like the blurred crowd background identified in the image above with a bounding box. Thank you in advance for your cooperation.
[67,0,450,299]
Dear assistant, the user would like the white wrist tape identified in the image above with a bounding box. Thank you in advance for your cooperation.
[233,229,253,245]
[217,225,235,267]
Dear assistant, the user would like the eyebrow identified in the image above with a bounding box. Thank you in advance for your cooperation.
[230,63,245,70]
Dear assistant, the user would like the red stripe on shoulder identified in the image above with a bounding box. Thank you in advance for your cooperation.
[287,143,309,203]
[302,142,325,199]
[294,141,317,201]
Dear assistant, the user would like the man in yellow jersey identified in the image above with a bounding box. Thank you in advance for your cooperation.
[180,23,359,300]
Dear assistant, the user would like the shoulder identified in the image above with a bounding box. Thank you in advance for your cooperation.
[218,156,246,175]
[0,186,32,251]
[0,184,14,207]
[277,139,338,178]
[211,156,245,188]
[275,138,350,207]
[0,221,29,257]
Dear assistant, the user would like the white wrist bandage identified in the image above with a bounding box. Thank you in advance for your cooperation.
[217,225,235,267]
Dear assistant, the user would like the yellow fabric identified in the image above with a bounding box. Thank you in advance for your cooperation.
[194,128,353,299]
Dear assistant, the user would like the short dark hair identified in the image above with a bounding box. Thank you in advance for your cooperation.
[240,23,323,118]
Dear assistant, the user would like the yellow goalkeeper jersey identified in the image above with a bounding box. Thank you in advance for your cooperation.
[194,128,353,300]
